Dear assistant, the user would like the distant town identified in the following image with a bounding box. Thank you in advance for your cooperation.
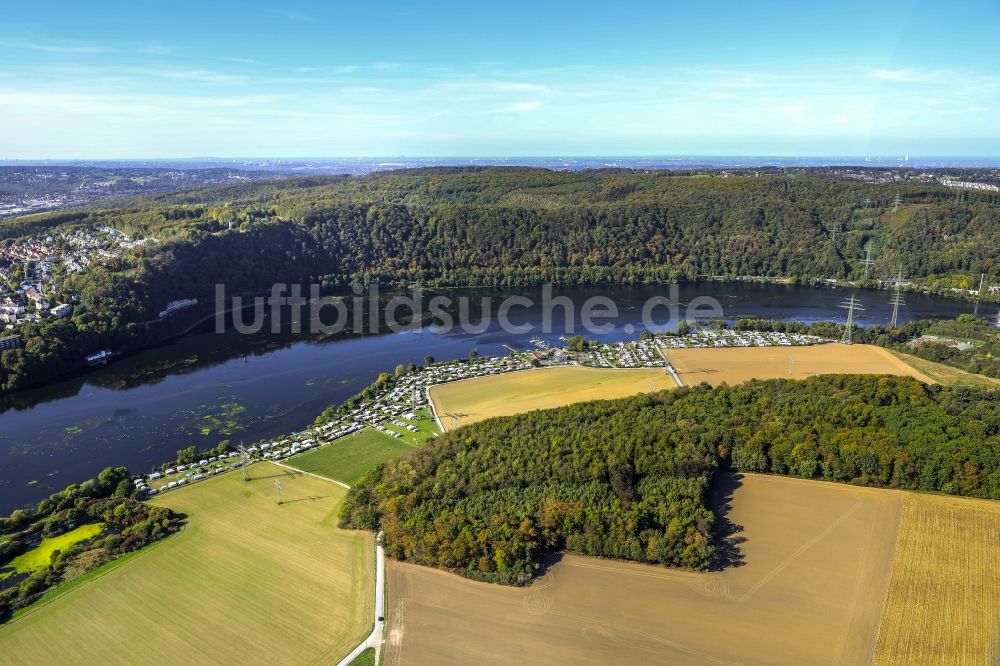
[0,166,290,218]
[0,226,155,344]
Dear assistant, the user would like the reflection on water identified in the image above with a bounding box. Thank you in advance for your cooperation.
[0,283,995,512]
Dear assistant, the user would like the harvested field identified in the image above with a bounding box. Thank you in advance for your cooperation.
[429,366,675,431]
[383,473,903,665]
[0,463,374,664]
[667,343,934,387]
[874,493,1000,665]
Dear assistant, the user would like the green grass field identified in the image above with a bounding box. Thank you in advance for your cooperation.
[0,464,374,664]
[1,523,104,580]
[378,407,440,446]
[288,428,415,486]
[888,349,1000,389]
[349,647,376,666]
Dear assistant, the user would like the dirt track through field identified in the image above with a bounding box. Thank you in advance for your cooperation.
[383,473,903,665]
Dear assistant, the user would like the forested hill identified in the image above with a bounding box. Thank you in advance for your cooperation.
[340,375,1000,585]
[1,168,999,391]
[8,168,1000,288]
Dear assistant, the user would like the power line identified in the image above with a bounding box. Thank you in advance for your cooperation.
[238,443,250,482]
[861,241,876,280]
[889,266,906,328]
[827,221,841,242]
[839,294,865,344]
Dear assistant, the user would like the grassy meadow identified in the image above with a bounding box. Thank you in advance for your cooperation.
[887,349,1000,389]
[1,523,105,581]
[289,428,416,485]
[0,464,374,664]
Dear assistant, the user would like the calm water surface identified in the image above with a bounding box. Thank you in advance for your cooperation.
[1,283,995,511]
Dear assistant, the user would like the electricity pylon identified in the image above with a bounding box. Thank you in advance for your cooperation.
[861,241,876,280]
[839,294,864,344]
[238,443,250,482]
[889,267,905,328]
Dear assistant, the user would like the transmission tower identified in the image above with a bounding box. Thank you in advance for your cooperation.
[892,192,902,213]
[274,478,283,505]
[839,294,865,344]
[889,267,906,328]
[827,221,840,242]
[861,241,876,280]
[788,357,796,376]
[238,443,250,482]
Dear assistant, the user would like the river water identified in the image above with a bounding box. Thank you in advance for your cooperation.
[0,283,995,512]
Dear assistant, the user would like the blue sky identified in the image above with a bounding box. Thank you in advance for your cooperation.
[1,0,998,158]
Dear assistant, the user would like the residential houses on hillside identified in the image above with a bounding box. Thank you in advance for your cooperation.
[0,226,155,331]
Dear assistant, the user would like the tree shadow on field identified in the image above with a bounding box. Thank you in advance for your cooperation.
[708,471,746,571]
[534,551,564,579]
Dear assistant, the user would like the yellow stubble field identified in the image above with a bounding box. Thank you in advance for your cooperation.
[382,473,904,666]
[873,493,1000,665]
[383,473,1000,665]
[666,343,935,387]
[429,366,676,431]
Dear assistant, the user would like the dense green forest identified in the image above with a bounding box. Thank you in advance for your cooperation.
[2,168,999,391]
[341,374,999,585]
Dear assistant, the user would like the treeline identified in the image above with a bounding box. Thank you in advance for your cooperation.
[0,466,184,622]
[3,168,999,392]
[341,375,999,585]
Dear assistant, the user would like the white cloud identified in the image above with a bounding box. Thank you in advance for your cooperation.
[223,57,263,66]
[0,38,110,54]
